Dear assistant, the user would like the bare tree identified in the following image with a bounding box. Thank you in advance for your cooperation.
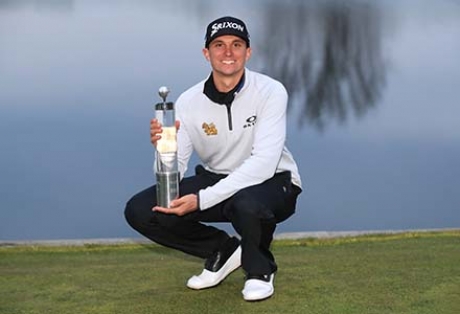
[257,1,386,130]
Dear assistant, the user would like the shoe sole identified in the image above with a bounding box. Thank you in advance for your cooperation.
[243,292,274,302]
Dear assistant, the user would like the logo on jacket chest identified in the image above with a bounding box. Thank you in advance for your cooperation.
[243,115,257,128]
[202,122,218,136]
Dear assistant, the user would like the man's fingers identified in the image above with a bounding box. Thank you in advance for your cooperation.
[153,206,170,213]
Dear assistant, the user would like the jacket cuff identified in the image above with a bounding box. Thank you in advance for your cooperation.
[195,191,202,211]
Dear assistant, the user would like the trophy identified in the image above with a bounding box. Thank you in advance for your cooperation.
[155,86,179,208]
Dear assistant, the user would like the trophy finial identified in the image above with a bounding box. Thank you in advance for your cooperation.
[158,86,170,102]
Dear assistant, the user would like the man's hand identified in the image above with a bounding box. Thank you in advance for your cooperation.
[150,119,180,146]
[153,194,198,216]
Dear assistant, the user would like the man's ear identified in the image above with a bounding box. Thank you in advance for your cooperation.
[202,48,210,61]
[245,47,252,61]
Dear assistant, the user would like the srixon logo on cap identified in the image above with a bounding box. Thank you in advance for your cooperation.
[210,21,245,37]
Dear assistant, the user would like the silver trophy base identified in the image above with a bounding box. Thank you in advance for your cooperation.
[156,172,179,208]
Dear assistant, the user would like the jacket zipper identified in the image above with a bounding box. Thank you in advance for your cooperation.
[225,104,233,131]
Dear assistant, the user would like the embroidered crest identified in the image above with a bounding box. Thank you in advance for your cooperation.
[202,122,218,136]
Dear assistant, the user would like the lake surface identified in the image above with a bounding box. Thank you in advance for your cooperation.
[1,0,459,240]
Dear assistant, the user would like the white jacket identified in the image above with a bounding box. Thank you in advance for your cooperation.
[175,69,302,210]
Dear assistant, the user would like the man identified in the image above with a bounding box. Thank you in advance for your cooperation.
[125,16,302,302]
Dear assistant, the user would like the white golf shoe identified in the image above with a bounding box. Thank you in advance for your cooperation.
[187,238,241,290]
[242,273,275,301]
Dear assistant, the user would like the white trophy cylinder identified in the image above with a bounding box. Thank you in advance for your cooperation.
[155,87,179,207]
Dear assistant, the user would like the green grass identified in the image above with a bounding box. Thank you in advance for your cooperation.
[1,231,459,314]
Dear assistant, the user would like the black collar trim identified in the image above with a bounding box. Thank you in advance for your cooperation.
[203,72,245,106]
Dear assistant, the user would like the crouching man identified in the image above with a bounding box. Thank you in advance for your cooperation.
[125,16,302,301]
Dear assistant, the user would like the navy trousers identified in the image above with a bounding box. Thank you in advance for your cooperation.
[124,165,301,276]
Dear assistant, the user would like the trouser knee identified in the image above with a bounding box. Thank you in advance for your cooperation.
[125,197,184,231]
[124,197,142,231]
[124,186,157,230]
[230,190,275,222]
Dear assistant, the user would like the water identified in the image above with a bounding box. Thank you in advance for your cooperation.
[1,0,459,240]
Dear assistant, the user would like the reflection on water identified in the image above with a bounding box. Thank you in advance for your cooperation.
[0,0,459,240]
[259,1,386,129]
[0,0,74,11]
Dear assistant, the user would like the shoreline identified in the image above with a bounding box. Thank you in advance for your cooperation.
[1,228,458,247]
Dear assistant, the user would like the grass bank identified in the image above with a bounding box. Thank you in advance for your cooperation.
[1,231,459,314]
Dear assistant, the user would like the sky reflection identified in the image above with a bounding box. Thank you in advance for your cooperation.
[0,0,459,240]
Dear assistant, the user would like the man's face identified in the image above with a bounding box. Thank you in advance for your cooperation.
[203,35,252,79]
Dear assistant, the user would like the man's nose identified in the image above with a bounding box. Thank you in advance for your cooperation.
[225,46,232,56]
